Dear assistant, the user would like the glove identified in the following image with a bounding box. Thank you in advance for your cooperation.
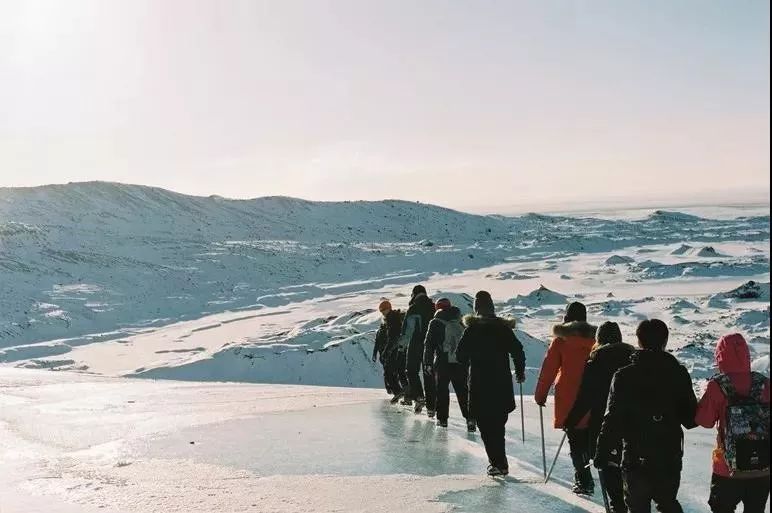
[535,398,546,407]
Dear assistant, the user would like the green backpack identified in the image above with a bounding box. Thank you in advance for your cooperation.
[714,372,770,478]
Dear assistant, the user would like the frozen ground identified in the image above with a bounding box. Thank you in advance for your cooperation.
[0,368,745,513]
[0,183,770,511]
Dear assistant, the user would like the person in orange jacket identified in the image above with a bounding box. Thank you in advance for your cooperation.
[534,301,597,495]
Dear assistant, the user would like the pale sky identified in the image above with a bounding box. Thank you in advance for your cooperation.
[1,0,769,211]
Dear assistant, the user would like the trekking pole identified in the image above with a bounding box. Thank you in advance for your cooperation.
[597,468,612,513]
[539,406,547,479]
[519,382,525,443]
[544,431,567,484]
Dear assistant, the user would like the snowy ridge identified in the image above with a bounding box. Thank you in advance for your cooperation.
[2,183,769,347]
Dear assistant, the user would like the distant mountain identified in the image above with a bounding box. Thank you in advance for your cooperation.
[0,181,511,243]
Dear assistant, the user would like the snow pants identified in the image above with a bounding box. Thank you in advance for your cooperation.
[599,466,627,513]
[567,428,594,489]
[406,342,435,404]
[477,413,509,470]
[708,473,770,513]
[389,350,408,394]
[383,350,404,395]
[434,362,468,422]
[623,467,683,513]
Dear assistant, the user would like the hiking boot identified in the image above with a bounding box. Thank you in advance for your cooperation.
[466,419,477,433]
[436,419,448,427]
[400,398,413,406]
[389,392,404,405]
[414,400,425,414]
[426,409,436,419]
[571,478,594,496]
[486,465,508,477]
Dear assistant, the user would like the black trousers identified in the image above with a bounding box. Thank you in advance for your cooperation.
[434,362,469,421]
[708,473,770,513]
[566,428,594,487]
[383,350,403,395]
[423,366,436,408]
[389,350,408,394]
[477,413,509,470]
[599,466,627,513]
[624,467,683,513]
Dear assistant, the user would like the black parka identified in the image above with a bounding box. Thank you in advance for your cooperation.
[564,342,635,455]
[595,349,698,471]
[402,293,435,370]
[455,315,526,418]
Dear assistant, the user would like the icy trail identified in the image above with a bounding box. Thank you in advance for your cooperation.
[0,368,755,513]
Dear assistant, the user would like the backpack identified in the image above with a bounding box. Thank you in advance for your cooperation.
[634,370,684,469]
[436,319,464,364]
[715,372,770,478]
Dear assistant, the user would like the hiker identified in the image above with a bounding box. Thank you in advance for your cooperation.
[595,319,697,513]
[456,290,526,476]
[374,300,406,402]
[534,301,597,495]
[423,298,470,428]
[695,333,770,513]
[564,321,635,512]
[401,285,436,411]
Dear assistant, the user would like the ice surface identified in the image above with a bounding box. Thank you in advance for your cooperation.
[0,368,756,513]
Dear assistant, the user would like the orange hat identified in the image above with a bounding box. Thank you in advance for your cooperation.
[378,300,392,313]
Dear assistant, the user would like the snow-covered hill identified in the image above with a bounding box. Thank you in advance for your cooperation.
[1,182,769,349]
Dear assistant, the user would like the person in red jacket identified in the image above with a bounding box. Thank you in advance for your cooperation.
[535,301,597,495]
[695,333,770,513]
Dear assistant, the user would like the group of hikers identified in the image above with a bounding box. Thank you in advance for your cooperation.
[372,285,770,513]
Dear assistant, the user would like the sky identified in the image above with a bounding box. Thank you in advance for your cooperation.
[0,0,769,211]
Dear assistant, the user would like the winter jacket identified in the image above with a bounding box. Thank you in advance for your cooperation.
[402,293,435,368]
[373,309,404,361]
[534,321,597,429]
[595,349,698,471]
[455,315,526,419]
[564,342,636,455]
[695,333,771,478]
[423,306,463,368]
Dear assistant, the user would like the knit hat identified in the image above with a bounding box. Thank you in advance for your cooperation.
[474,290,495,317]
[596,321,622,346]
[435,298,452,311]
[378,300,392,313]
[564,301,587,323]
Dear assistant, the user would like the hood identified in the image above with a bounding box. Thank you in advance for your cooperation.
[553,321,597,340]
[409,292,428,306]
[463,314,516,329]
[630,349,682,370]
[590,341,635,363]
[715,333,751,375]
[435,306,461,321]
[407,293,434,311]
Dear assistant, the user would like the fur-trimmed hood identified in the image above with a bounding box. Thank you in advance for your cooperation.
[463,314,516,329]
[552,320,597,340]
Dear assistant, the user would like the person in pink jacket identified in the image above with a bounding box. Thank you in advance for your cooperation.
[695,333,770,513]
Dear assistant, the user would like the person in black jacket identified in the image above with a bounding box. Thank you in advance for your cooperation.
[401,285,436,412]
[374,300,405,402]
[564,321,634,512]
[423,299,471,428]
[456,290,526,477]
[595,319,698,513]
